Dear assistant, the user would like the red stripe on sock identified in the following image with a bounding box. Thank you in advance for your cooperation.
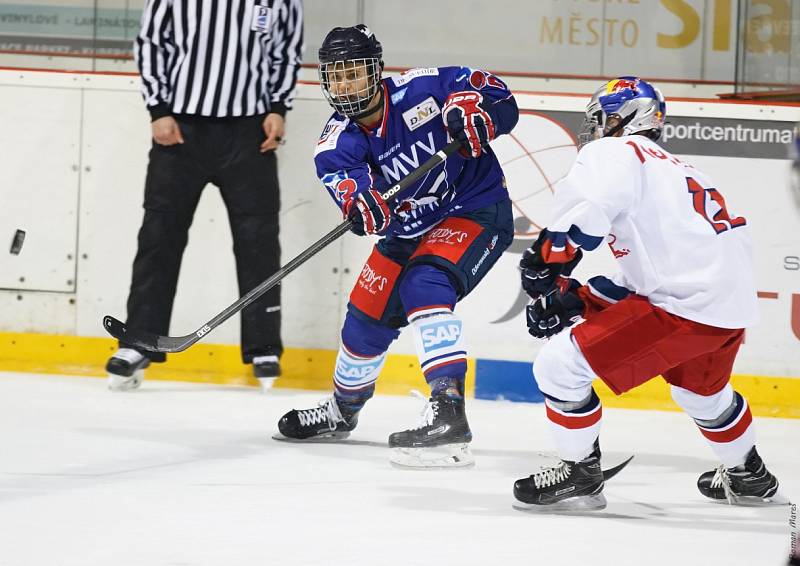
[698,406,753,443]
[341,343,377,360]
[546,404,602,430]
[407,304,452,319]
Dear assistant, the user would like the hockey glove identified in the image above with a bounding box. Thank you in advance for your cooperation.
[343,189,392,236]
[519,230,583,300]
[526,281,585,339]
[442,91,496,158]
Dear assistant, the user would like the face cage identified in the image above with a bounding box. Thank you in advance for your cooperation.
[319,58,382,118]
[578,109,603,148]
[579,99,663,148]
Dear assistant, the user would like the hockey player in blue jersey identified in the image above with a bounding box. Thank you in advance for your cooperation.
[276,25,519,467]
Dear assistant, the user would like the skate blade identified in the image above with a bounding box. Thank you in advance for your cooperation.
[257,377,277,393]
[513,492,608,514]
[271,431,352,443]
[713,489,792,507]
[107,369,144,392]
[389,443,475,469]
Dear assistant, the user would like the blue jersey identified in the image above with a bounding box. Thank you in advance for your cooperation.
[314,66,518,238]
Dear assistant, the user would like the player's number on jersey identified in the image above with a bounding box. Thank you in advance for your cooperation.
[686,177,746,234]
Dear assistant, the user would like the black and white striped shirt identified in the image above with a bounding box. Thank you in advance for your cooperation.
[134,0,303,120]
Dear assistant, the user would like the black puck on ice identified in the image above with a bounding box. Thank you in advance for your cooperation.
[9,229,25,255]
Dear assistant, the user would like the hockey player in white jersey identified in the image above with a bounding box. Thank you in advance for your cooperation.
[513,77,785,510]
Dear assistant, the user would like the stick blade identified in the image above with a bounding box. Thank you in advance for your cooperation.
[103,315,130,341]
[102,315,173,352]
[602,455,634,482]
[103,315,198,353]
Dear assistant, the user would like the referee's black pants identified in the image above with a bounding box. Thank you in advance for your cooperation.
[121,114,282,363]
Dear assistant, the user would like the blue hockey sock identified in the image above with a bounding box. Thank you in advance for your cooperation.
[334,388,373,414]
[429,375,465,399]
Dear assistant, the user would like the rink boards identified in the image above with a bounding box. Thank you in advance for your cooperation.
[0,70,798,417]
[1,330,799,418]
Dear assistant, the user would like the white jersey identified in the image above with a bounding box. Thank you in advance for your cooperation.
[549,135,758,329]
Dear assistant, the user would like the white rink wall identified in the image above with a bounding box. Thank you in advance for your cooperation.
[0,69,798,379]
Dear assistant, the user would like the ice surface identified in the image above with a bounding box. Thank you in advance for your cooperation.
[0,372,796,566]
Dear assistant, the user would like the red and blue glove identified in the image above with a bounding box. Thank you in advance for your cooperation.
[442,91,496,158]
[343,189,392,236]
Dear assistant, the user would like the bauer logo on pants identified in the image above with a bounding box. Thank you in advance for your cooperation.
[420,320,462,352]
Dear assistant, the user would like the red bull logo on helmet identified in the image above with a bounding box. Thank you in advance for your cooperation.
[606,78,639,94]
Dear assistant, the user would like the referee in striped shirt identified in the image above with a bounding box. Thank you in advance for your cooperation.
[106,0,304,392]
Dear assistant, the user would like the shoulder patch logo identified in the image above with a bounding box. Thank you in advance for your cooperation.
[392,67,439,87]
[468,69,487,89]
[456,67,507,90]
[315,117,348,156]
[390,87,408,104]
[402,96,440,132]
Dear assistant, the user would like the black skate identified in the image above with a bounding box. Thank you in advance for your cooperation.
[513,441,606,512]
[274,397,359,441]
[388,394,474,469]
[106,348,150,392]
[697,446,787,505]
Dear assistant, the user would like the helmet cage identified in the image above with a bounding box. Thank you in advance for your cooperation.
[319,57,382,118]
[578,101,604,148]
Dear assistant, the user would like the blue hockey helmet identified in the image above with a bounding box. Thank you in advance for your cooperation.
[318,25,384,119]
[579,77,666,147]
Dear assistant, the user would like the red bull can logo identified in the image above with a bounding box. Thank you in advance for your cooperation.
[606,78,639,94]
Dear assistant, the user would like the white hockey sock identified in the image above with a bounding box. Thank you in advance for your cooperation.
[333,344,387,397]
[545,389,603,463]
[671,384,755,468]
[409,309,467,382]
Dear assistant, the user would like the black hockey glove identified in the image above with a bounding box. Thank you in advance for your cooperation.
[344,189,392,236]
[519,230,583,300]
[442,91,496,158]
[526,281,585,339]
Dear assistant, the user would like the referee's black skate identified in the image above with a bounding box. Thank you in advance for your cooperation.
[697,446,788,505]
[388,394,474,468]
[275,396,359,441]
[106,348,150,391]
[252,354,281,393]
[513,440,606,512]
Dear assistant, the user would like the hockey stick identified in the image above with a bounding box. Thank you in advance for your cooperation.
[602,454,634,481]
[102,139,463,353]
